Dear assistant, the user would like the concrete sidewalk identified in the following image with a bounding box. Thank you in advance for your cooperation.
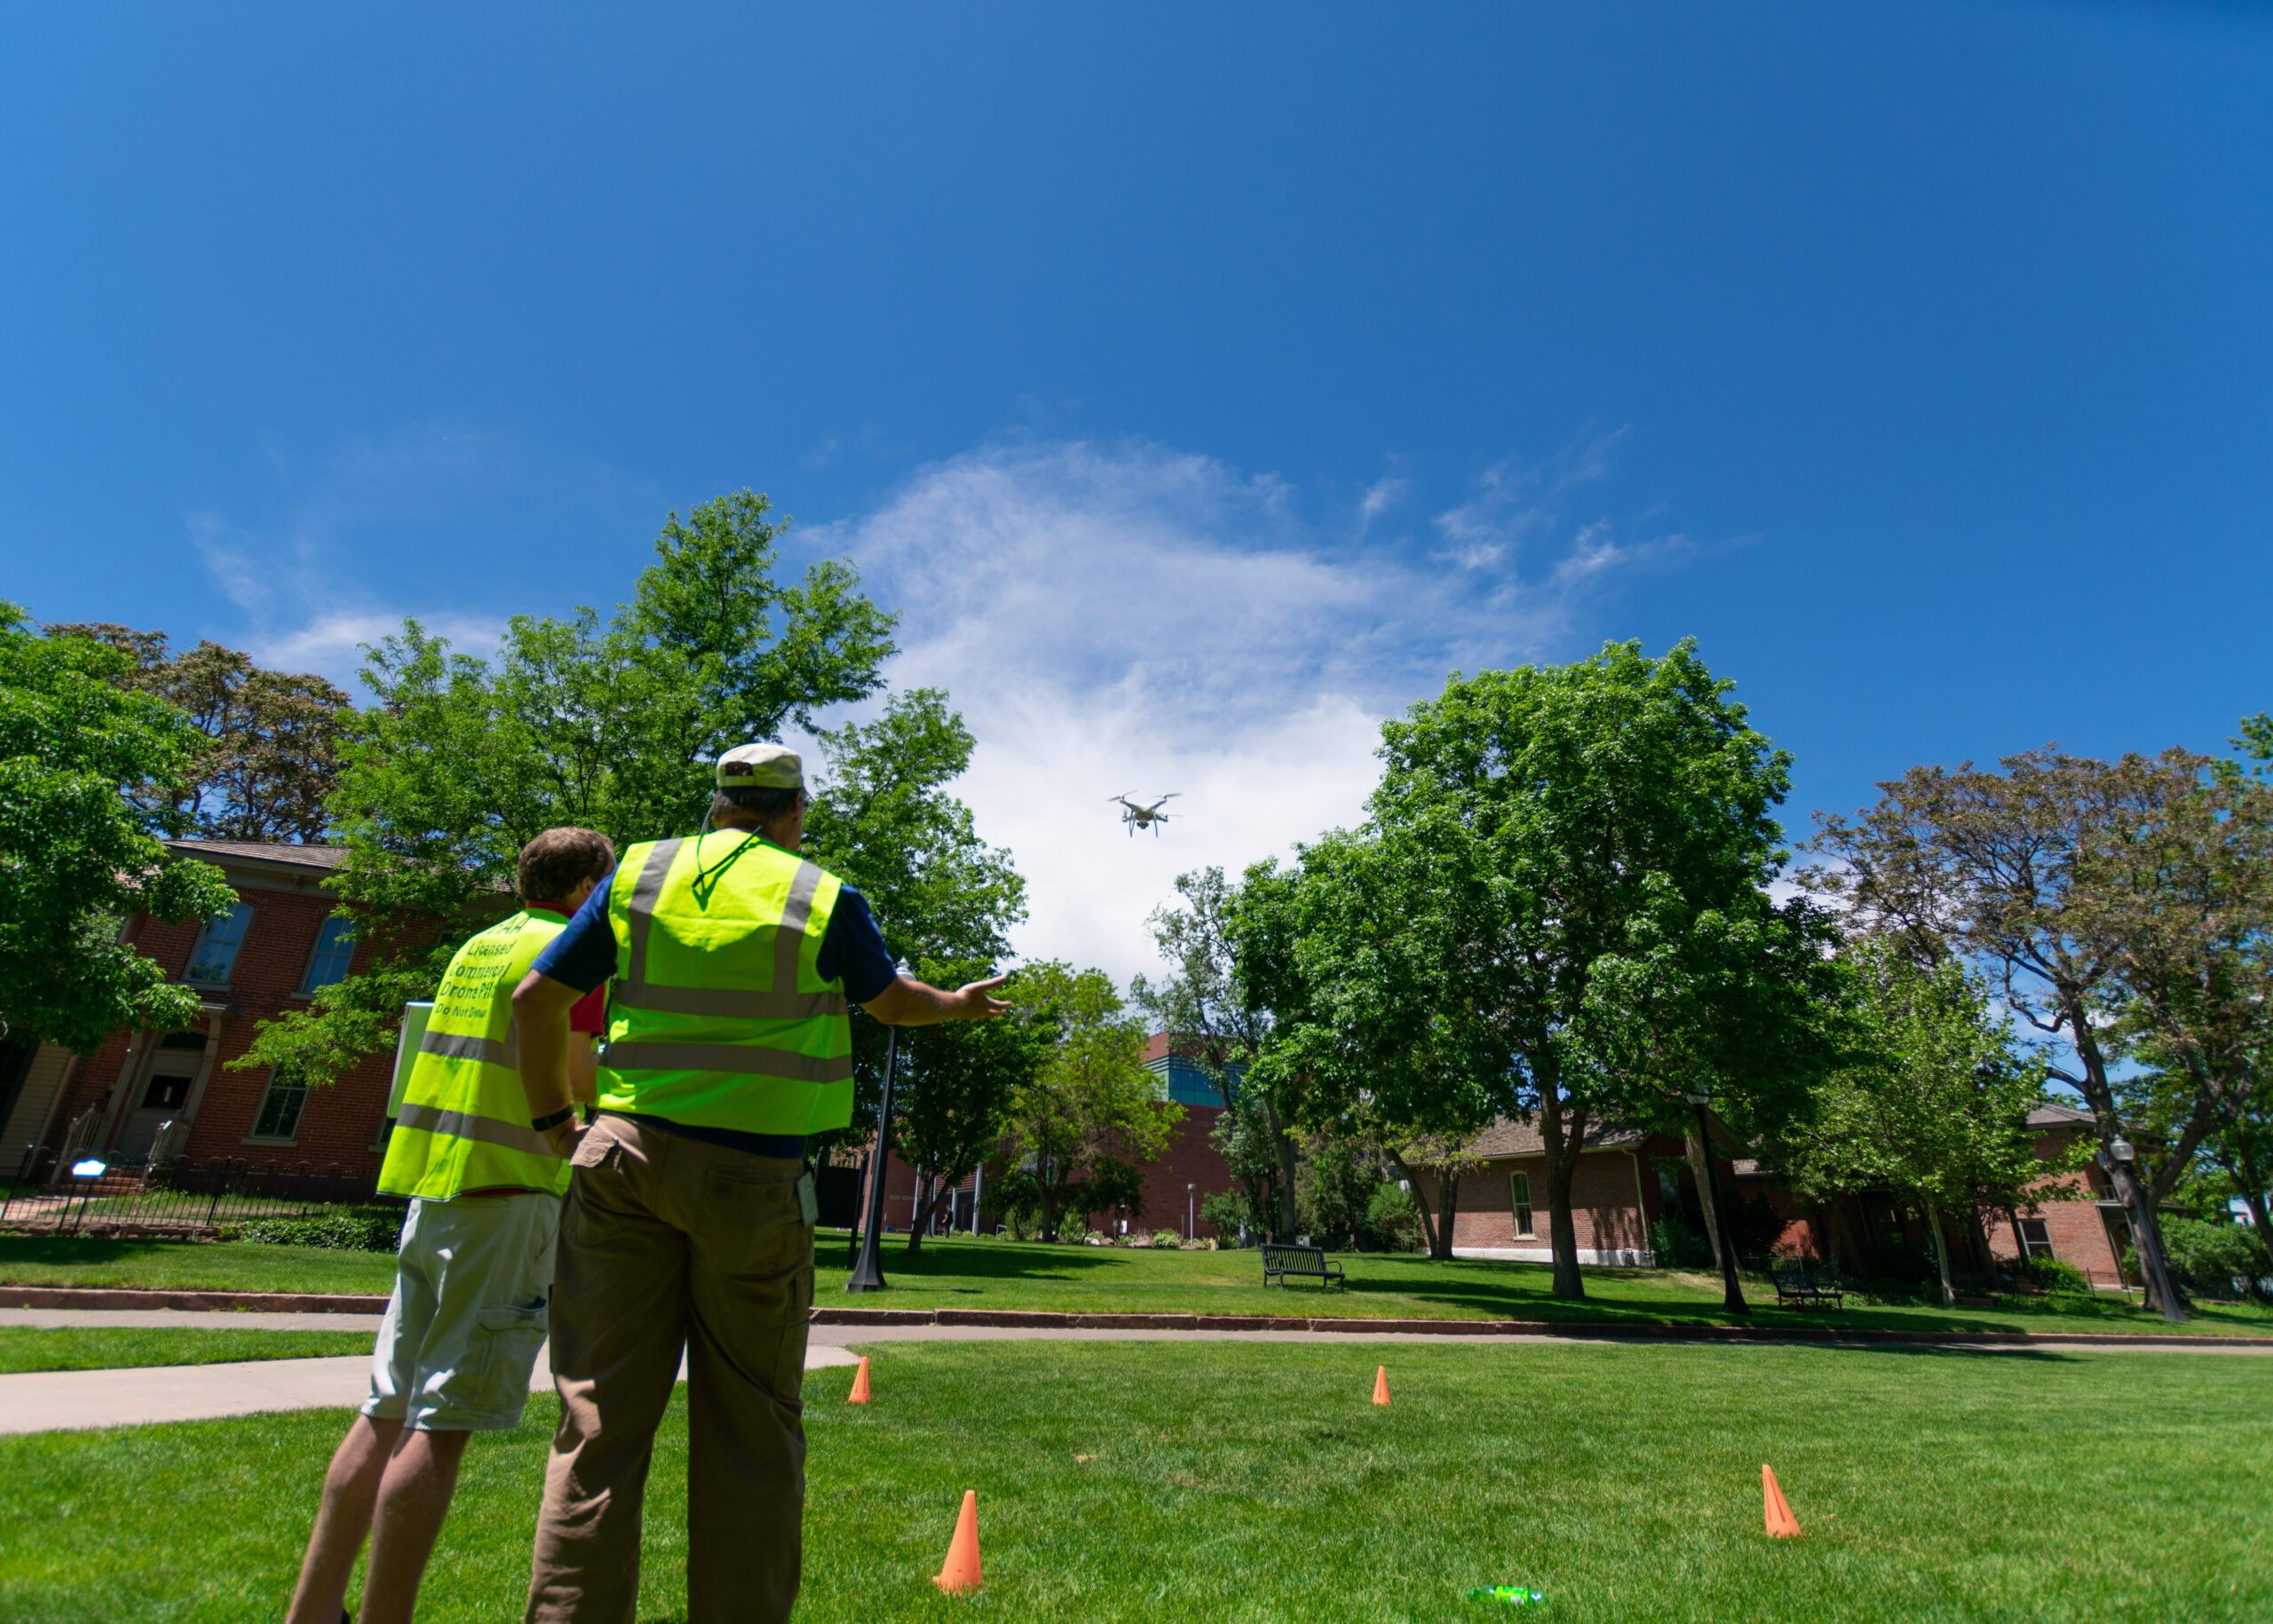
[0,1327,863,1436]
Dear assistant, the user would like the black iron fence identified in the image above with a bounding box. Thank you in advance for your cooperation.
[0,1145,381,1235]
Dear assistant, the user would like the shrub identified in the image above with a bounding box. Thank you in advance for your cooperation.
[242,1208,404,1252]
[1650,1216,1715,1270]
[2128,1216,2266,1299]
[2016,1255,2095,1297]
[1363,1183,1426,1254]
[1200,1191,1255,1245]
[986,1168,1041,1240]
[1149,1228,1184,1249]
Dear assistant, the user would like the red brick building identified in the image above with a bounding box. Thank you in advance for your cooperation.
[1,841,398,1184]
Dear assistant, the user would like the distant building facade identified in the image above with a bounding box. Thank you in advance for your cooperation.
[2,841,399,1184]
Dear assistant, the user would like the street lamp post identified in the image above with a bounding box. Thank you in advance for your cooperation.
[845,1024,901,1294]
[1686,1091,1749,1316]
[1186,1183,1196,1243]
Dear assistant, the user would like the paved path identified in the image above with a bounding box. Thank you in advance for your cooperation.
[0,1311,861,1436]
[3,1307,2262,1436]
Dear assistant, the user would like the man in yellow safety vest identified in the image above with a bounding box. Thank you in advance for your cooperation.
[510,743,1007,1624]
[285,827,617,1624]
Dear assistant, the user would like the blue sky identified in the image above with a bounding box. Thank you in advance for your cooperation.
[4,4,2269,979]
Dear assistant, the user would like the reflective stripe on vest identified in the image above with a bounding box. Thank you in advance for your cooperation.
[596,835,854,1135]
[377,907,573,1201]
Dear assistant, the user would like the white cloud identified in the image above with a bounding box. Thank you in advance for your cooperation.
[248,609,510,679]
[1357,473,1406,534]
[811,434,1684,988]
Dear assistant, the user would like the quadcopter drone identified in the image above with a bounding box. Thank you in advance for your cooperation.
[1109,792,1178,836]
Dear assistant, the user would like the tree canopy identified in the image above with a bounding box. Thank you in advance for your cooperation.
[0,607,238,1050]
[1254,639,1820,1293]
[998,962,1180,1242]
[1810,745,2273,1320]
[47,623,352,844]
[238,491,1024,1091]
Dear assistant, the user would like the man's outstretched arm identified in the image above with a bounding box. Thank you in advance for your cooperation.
[860,973,1011,1027]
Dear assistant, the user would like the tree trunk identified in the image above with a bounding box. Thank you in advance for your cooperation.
[1538,1088,1586,1300]
[2111,1156,2188,1319]
[2067,1008,2187,1320]
[1683,1126,1723,1270]
[1383,1149,1441,1259]
[1433,1170,1461,1262]
[1827,1198,1864,1273]
[907,1171,955,1256]
[1922,1192,1956,1306]
[1261,1096,1300,1240]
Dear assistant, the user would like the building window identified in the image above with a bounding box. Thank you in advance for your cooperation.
[184,901,253,988]
[249,1073,308,1144]
[298,917,356,994]
[2016,1217,2055,1261]
[1510,1171,1535,1240]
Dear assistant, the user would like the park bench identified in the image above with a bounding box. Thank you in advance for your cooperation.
[1261,1243,1345,1290]
[1771,1264,1845,1311]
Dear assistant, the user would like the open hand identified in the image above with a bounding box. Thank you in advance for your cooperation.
[952,975,1013,1019]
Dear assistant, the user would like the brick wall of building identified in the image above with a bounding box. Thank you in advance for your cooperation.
[1424,1147,1665,1264]
[41,857,398,1182]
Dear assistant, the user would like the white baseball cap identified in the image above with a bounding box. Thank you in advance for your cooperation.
[715,742,804,789]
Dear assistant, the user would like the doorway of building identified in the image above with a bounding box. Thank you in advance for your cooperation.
[114,1032,207,1166]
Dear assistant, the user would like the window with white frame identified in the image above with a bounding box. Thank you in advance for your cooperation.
[249,1071,308,1143]
[2016,1217,2055,1261]
[1510,1170,1535,1240]
[184,901,253,987]
[298,916,356,994]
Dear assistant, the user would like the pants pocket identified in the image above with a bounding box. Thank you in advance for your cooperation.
[469,1303,550,1416]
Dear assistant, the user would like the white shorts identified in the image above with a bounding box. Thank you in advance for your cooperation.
[363,1192,561,1432]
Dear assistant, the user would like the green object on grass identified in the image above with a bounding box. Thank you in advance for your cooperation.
[1469,1586,1546,1606]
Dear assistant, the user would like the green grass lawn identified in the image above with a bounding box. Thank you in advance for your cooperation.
[7,1229,2270,1339]
[0,1326,373,1373]
[1,1339,2265,1621]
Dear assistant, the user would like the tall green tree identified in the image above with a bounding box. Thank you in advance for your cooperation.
[1000,963,1181,1242]
[241,491,901,1089]
[1812,746,2270,1321]
[1774,936,2053,1304]
[1132,866,1299,1239]
[49,624,352,843]
[886,954,1050,1255]
[0,607,238,1050]
[1262,641,1808,1293]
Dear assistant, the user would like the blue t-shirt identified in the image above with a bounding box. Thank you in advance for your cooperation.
[532,867,899,1004]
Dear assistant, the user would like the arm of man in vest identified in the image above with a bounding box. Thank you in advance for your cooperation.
[513,975,590,1160]
[862,972,1013,1026]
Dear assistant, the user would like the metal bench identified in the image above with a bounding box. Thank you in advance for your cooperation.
[1771,1264,1845,1310]
[1261,1243,1345,1289]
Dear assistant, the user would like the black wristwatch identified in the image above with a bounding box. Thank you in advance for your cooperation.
[531,1106,576,1133]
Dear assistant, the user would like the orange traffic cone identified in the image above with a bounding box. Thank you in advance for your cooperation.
[1762,1464,1802,1538]
[1372,1365,1390,1406]
[847,1356,872,1405]
[934,1489,983,1593]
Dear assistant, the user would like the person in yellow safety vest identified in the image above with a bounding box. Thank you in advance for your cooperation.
[285,828,617,1624]
[510,742,1009,1624]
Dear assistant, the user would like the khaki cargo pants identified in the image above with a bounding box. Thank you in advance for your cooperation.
[524,1113,815,1624]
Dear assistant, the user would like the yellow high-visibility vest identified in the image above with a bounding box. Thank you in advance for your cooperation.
[377,907,573,1200]
[594,833,853,1134]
